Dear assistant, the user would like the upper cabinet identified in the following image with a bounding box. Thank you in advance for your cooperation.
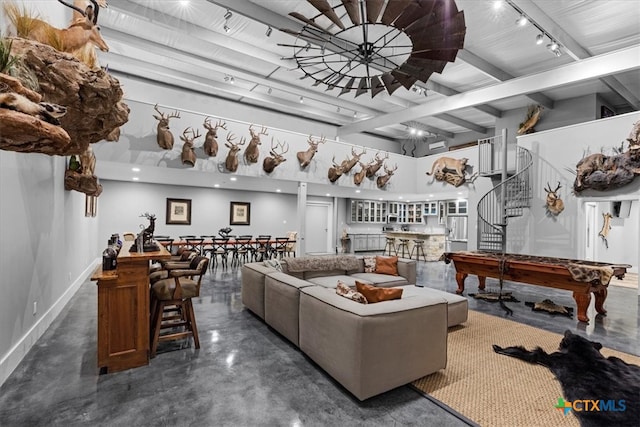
[446,199,468,215]
[406,202,423,223]
[423,201,438,216]
[349,200,387,223]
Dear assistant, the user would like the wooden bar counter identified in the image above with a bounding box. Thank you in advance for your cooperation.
[91,241,171,373]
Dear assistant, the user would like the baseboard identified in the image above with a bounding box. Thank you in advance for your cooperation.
[0,258,100,387]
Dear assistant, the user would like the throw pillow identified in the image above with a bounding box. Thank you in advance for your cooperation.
[356,281,403,303]
[263,258,283,271]
[363,256,376,273]
[336,281,368,304]
[375,256,399,276]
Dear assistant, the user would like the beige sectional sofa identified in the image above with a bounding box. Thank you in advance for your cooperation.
[241,255,468,401]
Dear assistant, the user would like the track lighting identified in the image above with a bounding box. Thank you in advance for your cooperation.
[224,10,232,20]
[299,96,304,103]
[336,106,341,113]
[536,33,544,45]
[267,87,272,94]
[516,15,528,26]
[224,24,230,33]
[266,26,272,37]
[224,75,235,84]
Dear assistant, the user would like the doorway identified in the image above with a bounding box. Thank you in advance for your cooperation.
[305,202,332,254]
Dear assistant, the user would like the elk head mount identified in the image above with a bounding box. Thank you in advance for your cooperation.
[376,163,398,189]
[153,104,181,149]
[544,181,565,216]
[263,138,289,174]
[244,124,268,164]
[365,151,389,178]
[180,127,201,167]
[297,135,326,168]
[224,133,246,172]
[202,117,226,157]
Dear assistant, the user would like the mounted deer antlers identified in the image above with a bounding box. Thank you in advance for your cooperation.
[224,133,246,172]
[153,104,181,149]
[340,147,367,174]
[297,135,326,168]
[365,151,388,178]
[328,155,346,183]
[203,117,226,157]
[180,127,201,167]
[544,181,564,216]
[376,163,398,189]
[353,161,367,186]
[245,124,268,164]
[263,138,289,174]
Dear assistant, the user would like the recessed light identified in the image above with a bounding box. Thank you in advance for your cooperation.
[378,198,383,201]
[326,193,330,197]
[132,167,140,172]
[355,190,361,193]
[429,194,434,197]
[214,184,220,188]
[276,189,281,192]
[132,177,139,181]
[457,192,463,195]
[230,177,237,181]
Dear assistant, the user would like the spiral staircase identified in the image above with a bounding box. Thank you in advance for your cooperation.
[477,133,533,252]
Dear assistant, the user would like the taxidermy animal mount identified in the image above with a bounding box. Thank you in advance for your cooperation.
[202,117,226,157]
[376,163,398,189]
[263,138,288,174]
[365,151,389,178]
[599,212,613,248]
[517,105,543,135]
[297,135,325,168]
[153,104,180,149]
[426,156,472,187]
[180,127,200,167]
[544,182,564,216]
[224,133,246,172]
[328,155,346,183]
[0,92,67,125]
[245,124,268,164]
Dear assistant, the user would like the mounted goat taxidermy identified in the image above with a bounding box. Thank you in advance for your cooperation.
[328,155,346,183]
[224,133,245,172]
[376,163,397,189]
[517,104,543,135]
[544,181,564,216]
[245,124,268,164]
[202,117,226,157]
[180,127,200,167]
[262,138,288,174]
[599,212,613,248]
[426,156,472,187]
[297,135,326,168]
[152,104,180,149]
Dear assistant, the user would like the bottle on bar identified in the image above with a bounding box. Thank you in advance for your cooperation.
[102,240,117,271]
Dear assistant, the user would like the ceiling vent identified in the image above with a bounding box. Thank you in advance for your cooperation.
[429,141,446,150]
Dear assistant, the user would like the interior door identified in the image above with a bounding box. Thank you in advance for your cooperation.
[585,202,596,261]
[305,203,330,254]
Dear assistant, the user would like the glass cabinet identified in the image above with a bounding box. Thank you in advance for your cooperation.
[349,200,387,223]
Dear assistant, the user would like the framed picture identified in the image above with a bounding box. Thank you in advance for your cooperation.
[230,201,250,225]
[166,198,192,225]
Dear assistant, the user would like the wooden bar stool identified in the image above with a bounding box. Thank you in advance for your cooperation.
[383,237,397,256]
[410,239,427,262]
[397,239,410,258]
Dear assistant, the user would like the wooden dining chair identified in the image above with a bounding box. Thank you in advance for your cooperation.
[210,237,230,269]
[180,235,204,255]
[253,236,271,261]
[272,237,290,259]
[231,235,253,266]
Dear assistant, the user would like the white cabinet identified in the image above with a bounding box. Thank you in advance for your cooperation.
[349,200,387,223]
[406,203,423,223]
[446,200,468,215]
[350,234,385,252]
[423,201,438,216]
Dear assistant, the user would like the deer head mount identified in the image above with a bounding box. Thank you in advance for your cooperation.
[224,133,246,172]
[180,127,201,167]
[599,212,613,248]
[263,138,289,174]
[365,151,389,178]
[376,163,398,189]
[153,104,181,149]
[353,161,367,186]
[328,155,346,183]
[244,124,268,164]
[297,135,326,168]
[544,181,564,216]
[339,147,367,174]
[202,117,226,157]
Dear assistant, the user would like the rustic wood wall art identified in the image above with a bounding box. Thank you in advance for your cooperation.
[263,138,289,174]
[517,104,544,135]
[544,182,565,216]
[224,133,245,172]
[180,127,200,167]
[426,156,472,187]
[153,104,180,149]
[297,135,325,168]
[244,124,268,164]
[202,117,225,157]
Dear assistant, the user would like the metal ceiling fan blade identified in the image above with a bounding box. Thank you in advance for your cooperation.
[399,63,435,83]
[355,77,369,98]
[288,12,332,34]
[370,75,385,98]
[391,70,418,90]
[339,76,356,96]
[366,0,385,23]
[307,0,346,30]
[406,12,466,42]
[280,28,328,44]
[381,72,402,95]
[410,49,460,63]
[340,0,361,26]
[392,1,433,30]
[381,0,413,26]
[326,73,346,91]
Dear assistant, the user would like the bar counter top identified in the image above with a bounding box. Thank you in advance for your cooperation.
[384,230,446,237]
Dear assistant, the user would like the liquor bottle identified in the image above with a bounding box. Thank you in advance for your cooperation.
[102,240,117,271]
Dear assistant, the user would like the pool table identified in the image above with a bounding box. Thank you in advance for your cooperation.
[442,251,631,323]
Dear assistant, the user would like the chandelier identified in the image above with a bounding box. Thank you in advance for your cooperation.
[281,0,466,98]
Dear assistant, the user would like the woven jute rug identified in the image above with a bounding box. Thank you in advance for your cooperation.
[610,272,638,289]
[412,310,640,427]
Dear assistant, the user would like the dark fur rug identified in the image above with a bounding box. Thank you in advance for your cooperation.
[493,330,640,427]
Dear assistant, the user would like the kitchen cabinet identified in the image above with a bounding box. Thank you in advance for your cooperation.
[349,200,387,224]
[406,203,423,223]
[446,199,468,215]
[423,201,438,216]
[388,202,407,223]
[349,234,385,252]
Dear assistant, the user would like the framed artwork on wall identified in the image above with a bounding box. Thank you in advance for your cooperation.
[230,201,250,225]
[166,198,192,225]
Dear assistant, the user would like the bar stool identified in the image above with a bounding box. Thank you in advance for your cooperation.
[410,239,427,262]
[383,237,397,256]
[397,239,410,258]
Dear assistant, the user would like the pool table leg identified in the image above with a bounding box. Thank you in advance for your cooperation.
[573,292,591,323]
[477,276,486,291]
[593,287,608,316]
[455,273,468,294]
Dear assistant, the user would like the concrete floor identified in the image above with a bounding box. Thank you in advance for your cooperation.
[0,259,638,426]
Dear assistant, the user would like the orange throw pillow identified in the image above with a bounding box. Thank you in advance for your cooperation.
[375,256,399,276]
[356,281,403,303]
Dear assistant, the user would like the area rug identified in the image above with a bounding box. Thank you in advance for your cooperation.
[411,310,640,427]
[609,272,638,289]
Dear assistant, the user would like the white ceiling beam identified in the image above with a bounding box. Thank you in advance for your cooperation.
[337,45,640,136]
[435,113,488,134]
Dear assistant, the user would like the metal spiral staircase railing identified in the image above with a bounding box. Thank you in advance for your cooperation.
[477,137,533,252]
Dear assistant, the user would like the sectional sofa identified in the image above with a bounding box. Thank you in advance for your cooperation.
[241,255,468,400]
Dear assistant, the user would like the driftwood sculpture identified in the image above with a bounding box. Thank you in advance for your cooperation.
[517,104,543,135]
[153,104,180,149]
[599,212,613,248]
[376,163,397,189]
[365,152,388,178]
[224,133,245,172]
[180,127,200,167]
[544,182,564,216]
[297,135,326,168]
[353,161,367,186]
[328,156,346,183]
[244,124,268,164]
[202,117,225,156]
[426,156,471,187]
[262,138,288,174]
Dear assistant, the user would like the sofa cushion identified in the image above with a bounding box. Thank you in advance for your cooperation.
[349,272,408,288]
[336,281,367,304]
[307,275,370,288]
[363,256,376,273]
[401,285,469,327]
[375,256,399,276]
[356,281,403,303]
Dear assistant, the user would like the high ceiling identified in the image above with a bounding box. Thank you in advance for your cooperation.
[97,0,640,147]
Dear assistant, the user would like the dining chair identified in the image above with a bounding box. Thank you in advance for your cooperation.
[211,237,230,269]
[231,235,253,266]
[199,235,216,262]
[272,237,290,259]
[253,236,271,261]
[180,235,204,255]
[154,236,174,254]
[285,231,297,257]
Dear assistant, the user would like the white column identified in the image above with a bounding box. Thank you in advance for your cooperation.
[297,182,307,256]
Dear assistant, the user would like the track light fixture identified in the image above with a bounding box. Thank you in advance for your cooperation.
[299,96,304,103]
[267,87,272,94]
[516,15,527,26]
[266,26,272,37]
[224,10,232,20]
[536,33,544,45]
[223,24,230,33]
[505,0,563,57]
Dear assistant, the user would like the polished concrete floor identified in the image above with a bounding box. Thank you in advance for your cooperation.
[0,259,638,426]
